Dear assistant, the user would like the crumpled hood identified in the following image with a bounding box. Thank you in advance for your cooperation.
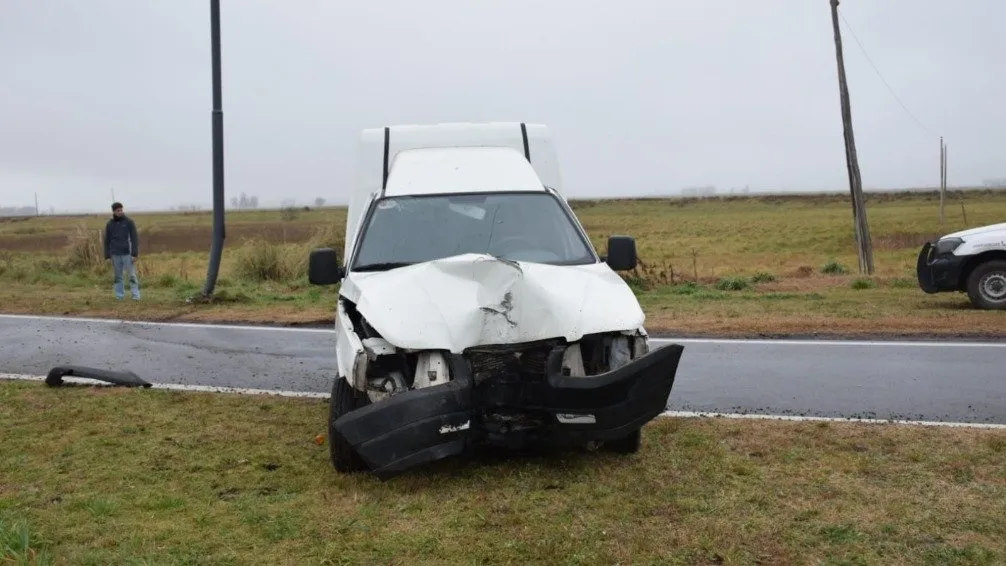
[941,222,1006,240]
[339,253,645,353]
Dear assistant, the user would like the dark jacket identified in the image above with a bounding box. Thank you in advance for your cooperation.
[104,215,139,258]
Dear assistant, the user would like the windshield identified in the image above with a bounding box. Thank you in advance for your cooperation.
[351,192,597,271]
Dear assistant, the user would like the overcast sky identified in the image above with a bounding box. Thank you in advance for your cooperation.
[1,0,1003,213]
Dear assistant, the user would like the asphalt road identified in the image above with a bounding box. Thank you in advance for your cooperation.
[1,314,1004,424]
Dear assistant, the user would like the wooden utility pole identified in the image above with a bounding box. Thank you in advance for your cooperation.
[830,0,874,275]
[939,137,945,224]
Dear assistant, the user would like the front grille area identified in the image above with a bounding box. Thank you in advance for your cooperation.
[465,342,556,383]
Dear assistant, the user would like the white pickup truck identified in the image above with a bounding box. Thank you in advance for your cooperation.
[917,222,1006,309]
[307,122,685,478]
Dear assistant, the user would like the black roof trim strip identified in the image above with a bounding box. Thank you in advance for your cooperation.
[382,126,390,191]
[520,123,530,162]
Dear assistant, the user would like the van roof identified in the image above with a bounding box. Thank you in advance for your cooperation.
[364,121,561,193]
[383,146,545,197]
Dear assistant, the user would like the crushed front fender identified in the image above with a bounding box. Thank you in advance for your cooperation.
[330,342,685,479]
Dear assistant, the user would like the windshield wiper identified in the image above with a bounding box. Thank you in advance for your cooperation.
[352,261,414,272]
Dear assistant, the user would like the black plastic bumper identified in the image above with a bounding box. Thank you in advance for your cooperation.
[917,242,966,293]
[45,366,151,388]
[331,342,684,479]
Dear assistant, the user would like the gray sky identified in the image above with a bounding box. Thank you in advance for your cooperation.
[1,0,1003,213]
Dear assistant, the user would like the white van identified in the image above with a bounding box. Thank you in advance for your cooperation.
[309,122,685,478]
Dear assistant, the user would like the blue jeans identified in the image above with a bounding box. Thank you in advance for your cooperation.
[111,255,141,300]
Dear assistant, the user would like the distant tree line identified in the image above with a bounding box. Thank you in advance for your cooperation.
[165,193,330,214]
[228,194,327,210]
[230,192,260,210]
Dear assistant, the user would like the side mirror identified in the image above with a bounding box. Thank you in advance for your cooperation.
[605,235,637,271]
[308,248,344,285]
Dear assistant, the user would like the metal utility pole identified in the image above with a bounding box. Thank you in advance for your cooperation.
[939,137,946,224]
[830,0,874,275]
[201,0,226,298]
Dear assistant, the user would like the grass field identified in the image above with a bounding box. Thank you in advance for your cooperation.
[2,381,1004,565]
[2,190,1005,338]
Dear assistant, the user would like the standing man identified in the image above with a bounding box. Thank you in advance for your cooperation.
[103,202,141,301]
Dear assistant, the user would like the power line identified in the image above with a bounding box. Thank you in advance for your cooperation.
[838,8,941,139]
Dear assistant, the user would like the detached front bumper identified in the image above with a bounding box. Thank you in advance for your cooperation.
[331,342,685,479]
[917,242,967,293]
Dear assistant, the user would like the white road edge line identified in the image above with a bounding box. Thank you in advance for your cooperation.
[1,313,1004,347]
[3,373,1004,430]
[0,374,329,399]
[660,411,1006,429]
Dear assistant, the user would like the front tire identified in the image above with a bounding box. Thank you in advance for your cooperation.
[966,260,1006,310]
[328,376,371,473]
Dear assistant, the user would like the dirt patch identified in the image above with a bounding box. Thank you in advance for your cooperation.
[140,223,329,253]
[792,265,815,278]
[0,232,69,252]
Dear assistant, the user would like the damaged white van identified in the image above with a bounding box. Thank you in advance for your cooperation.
[308,122,685,478]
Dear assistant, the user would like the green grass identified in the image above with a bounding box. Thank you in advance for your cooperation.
[0,517,53,565]
[715,276,752,291]
[822,260,849,275]
[851,278,877,290]
[1,381,1004,565]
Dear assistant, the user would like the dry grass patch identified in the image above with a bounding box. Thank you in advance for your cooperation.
[1,381,1004,565]
[232,223,343,283]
